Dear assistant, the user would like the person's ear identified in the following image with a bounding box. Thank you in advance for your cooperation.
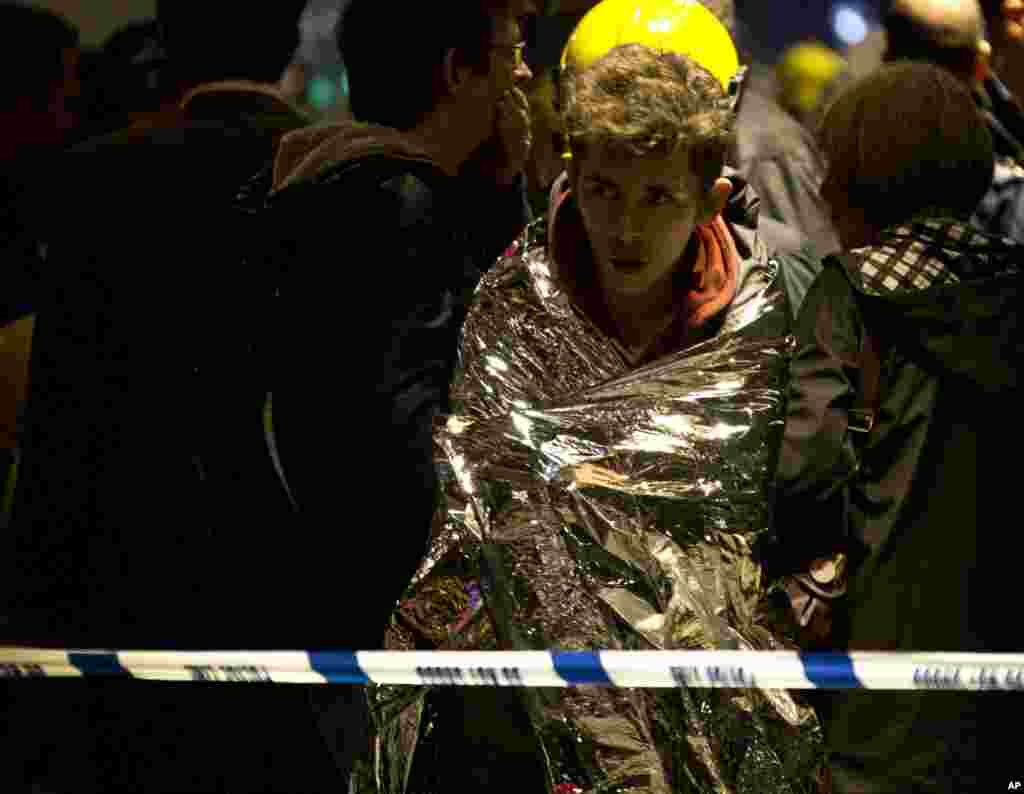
[698,177,732,225]
[442,47,473,97]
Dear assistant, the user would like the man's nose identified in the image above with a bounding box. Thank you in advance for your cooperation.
[514,60,533,83]
[610,216,643,249]
[613,207,645,245]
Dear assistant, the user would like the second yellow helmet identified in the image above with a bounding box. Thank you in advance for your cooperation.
[776,42,846,116]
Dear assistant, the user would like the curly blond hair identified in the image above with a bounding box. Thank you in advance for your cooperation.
[561,43,735,192]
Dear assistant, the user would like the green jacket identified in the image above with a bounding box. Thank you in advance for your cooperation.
[774,216,1021,792]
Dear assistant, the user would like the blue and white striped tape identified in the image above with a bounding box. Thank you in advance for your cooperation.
[1,648,1021,691]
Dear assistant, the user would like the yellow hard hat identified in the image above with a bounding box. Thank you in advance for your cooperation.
[776,42,846,116]
[560,0,740,92]
[558,0,740,159]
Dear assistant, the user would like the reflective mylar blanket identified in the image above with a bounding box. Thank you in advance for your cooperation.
[355,219,823,794]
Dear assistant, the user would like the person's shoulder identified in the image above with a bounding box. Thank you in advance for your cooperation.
[314,157,447,210]
[281,158,452,258]
[365,161,455,233]
[61,121,194,192]
[379,168,443,210]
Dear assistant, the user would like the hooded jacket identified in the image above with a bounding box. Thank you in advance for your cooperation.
[774,216,1021,792]
[229,120,530,652]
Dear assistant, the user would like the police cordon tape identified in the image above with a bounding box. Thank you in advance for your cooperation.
[1,648,1022,691]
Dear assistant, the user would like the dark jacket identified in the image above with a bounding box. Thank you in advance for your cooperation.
[0,83,309,649]
[972,158,1024,244]
[233,121,529,651]
[972,75,1024,243]
[774,216,1021,792]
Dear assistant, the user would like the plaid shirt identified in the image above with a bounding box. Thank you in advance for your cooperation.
[972,158,1024,244]
[851,216,1017,296]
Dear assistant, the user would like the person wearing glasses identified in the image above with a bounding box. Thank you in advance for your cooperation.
[458,5,539,274]
[235,0,539,787]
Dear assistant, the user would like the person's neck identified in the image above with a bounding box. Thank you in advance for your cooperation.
[408,107,479,177]
[602,278,678,351]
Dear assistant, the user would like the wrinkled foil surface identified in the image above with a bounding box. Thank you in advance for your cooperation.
[354,218,823,794]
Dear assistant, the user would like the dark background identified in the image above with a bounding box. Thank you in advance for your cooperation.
[34,0,887,114]
[294,0,887,112]
[736,0,883,62]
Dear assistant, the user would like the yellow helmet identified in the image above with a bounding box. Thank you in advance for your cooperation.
[560,0,740,92]
[557,0,741,159]
[776,42,846,116]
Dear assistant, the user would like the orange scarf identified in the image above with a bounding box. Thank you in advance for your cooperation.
[685,216,740,330]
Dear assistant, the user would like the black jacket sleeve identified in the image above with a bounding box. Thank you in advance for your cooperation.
[460,172,531,277]
[264,170,460,646]
[0,177,46,326]
[773,262,862,565]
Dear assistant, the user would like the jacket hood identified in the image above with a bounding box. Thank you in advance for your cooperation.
[175,81,310,146]
[842,217,1020,392]
[270,120,440,195]
[81,80,307,149]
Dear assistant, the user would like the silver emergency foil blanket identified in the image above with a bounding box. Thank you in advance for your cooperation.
[354,219,823,794]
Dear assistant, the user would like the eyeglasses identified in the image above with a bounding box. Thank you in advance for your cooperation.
[491,41,527,69]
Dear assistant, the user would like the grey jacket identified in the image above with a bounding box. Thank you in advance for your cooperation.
[736,83,841,261]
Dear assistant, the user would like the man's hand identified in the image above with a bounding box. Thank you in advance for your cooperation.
[493,87,532,185]
[459,87,533,187]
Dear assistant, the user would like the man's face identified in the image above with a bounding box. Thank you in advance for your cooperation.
[570,148,712,298]
[493,9,533,89]
[457,10,532,142]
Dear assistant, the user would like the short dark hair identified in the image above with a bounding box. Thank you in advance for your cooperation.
[156,1,306,87]
[883,4,983,76]
[820,60,994,230]
[0,2,79,110]
[339,0,514,131]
